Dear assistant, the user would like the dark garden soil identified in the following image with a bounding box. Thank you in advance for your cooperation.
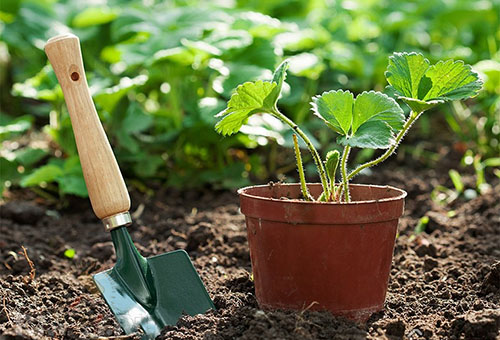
[1,166,499,340]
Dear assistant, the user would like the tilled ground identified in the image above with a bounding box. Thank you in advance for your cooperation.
[0,168,499,340]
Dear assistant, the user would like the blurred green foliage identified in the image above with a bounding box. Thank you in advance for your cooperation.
[0,0,499,197]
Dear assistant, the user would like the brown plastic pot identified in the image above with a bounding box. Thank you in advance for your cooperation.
[238,183,407,322]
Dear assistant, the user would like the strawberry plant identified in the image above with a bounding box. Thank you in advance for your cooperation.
[215,52,483,202]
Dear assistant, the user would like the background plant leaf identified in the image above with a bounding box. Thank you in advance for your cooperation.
[56,176,88,197]
[13,147,48,167]
[0,114,33,141]
[72,7,119,28]
[20,164,63,187]
[0,157,21,195]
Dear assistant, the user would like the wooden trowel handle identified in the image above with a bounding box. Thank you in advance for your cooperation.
[45,34,130,221]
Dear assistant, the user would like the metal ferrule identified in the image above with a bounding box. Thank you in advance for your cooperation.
[102,212,132,231]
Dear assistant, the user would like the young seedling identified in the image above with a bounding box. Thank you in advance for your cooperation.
[325,150,340,201]
[215,52,482,202]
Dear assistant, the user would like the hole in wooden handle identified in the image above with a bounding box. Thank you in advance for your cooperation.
[71,72,80,81]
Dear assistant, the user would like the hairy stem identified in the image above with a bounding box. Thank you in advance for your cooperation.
[340,145,351,202]
[329,176,335,201]
[293,134,313,201]
[271,108,330,198]
[336,182,343,201]
[347,111,421,180]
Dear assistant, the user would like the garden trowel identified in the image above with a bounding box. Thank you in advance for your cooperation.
[45,34,214,339]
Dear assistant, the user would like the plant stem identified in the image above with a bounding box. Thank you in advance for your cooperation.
[271,108,330,199]
[340,145,351,202]
[336,182,343,201]
[293,134,313,201]
[329,176,335,201]
[347,111,421,180]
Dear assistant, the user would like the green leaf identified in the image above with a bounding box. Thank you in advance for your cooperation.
[44,117,77,156]
[415,216,429,234]
[423,59,483,101]
[62,156,83,175]
[448,169,464,193]
[312,90,403,149]
[352,91,404,133]
[0,157,21,195]
[101,46,122,64]
[0,115,33,141]
[63,248,76,259]
[12,65,61,102]
[205,30,253,52]
[230,37,278,70]
[153,47,197,66]
[198,162,251,189]
[215,80,276,136]
[311,90,354,135]
[0,157,19,181]
[95,75,148,113]
[287,53,325,80]
[56,176,88,197]
[198,97,225,125]
[213,63,270,97]
[115,128,140,153]
[264,59,289,110]
[473,60,500,94]
[131,153,164,178]
[72,7,119,28]
[274,28,328,51]
[20,164,63,187]
[233,12,284,39]
[347,16,381,41]
[13,148,48,167]
[386,52,430,99]
[386,52,483,113]
[181,39,222,57]
[325,150,340,182]
[483,157,500,168]
[0,0,20,18]
[123,102,153,133]
[338,121,395,149]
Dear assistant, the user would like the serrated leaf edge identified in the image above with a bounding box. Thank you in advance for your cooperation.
[215,80,277,136]
[386,52,483,106]
[310,89,354,135]
[423,59,483,101]
[353,90,405,133]
[337,120,396,149]
[385,51,431,99]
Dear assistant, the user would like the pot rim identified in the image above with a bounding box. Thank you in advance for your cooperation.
[238,183,407,205]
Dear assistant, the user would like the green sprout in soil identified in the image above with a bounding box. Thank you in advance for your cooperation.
[64,248,76,259]
[215,52,482,202]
